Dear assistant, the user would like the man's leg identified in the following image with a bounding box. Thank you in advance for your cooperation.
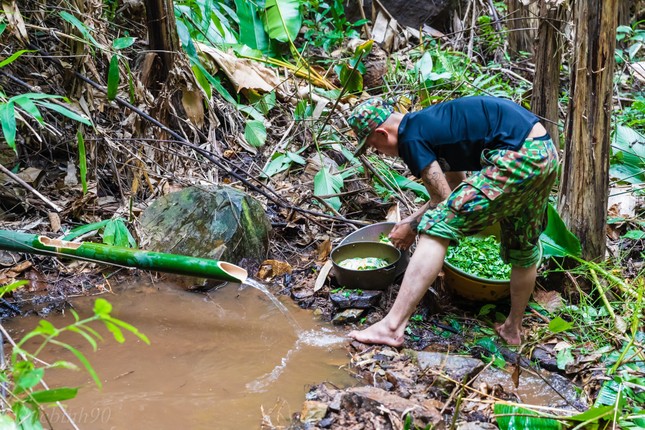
[496,264,537,345]
[348,235,450,346]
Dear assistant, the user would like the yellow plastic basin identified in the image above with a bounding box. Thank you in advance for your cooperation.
[443,224,542,302]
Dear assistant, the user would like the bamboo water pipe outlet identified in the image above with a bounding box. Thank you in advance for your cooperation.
[0,230,248,283]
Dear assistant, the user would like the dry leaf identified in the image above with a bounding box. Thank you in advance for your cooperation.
[181,89,205,128]
[257,259,292,281]
[532,289,564,313]
[3,0,29,42]
[317,239,332,261]
[314,260,333,292]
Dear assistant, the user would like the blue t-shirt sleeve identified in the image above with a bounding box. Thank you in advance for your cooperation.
[399,139,437,178]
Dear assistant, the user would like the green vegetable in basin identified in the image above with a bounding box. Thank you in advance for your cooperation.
[338,257,390,271]
[445,235,511,281]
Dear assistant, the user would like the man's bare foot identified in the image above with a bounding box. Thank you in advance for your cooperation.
[348,320,404,347]
[494,322,522,345]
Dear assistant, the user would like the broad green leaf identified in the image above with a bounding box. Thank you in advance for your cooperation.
[416,51,434,81]
[77,129,88,195]
[262,153,289,178]
[263,0,302,43]
[0,101,17,151]
[494,403,563,430]
[556,347,574,370]
[107,54,120,101]
[244,120,267,147]
[539,204,582,258]
[0,23,6,38]
[112,36,136,50]
[103,219,116,245]
[35,101,92,126]
[334,63,363,93]
[16,368,44,392]
[0,49,35,69]
[314,167,343,211]
[12,403,41,430]
[190,60,236,105]
[623,229,645,240]
[93,298,112,316]
[0,414,17,430]
[235,0,269,52]
[610,125,645,183]
[548,316,573,333]
[36,320,56,336]
[567,405,615,422]
[191,64,212,100]
[30,387,78,403]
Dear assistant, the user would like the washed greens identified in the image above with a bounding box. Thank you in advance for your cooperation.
[445,236,511,280]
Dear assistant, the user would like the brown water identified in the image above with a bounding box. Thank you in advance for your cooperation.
[4,280,356,429]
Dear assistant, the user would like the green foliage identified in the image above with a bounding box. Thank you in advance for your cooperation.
[446,236,511,280]
[494,403,563,430]
[0,291,148,428]
[314,166,343,211]
[616,22,645,63]
[610,124,645,184]
[302,0,366,51]
[63,218,137,248]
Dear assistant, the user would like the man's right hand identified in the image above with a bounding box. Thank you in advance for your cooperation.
[388,220,417,250]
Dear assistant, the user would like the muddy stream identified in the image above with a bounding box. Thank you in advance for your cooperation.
[5,279,356,429]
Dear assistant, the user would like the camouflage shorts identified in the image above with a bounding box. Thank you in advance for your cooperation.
[417,136,559,267]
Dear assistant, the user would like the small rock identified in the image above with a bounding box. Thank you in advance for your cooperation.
[457,422,498,430]
[300,400,328,423]
[330,290,381,309]
[331,308,364,325]
[413,351,485,383]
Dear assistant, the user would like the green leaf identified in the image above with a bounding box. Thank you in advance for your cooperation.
[104,320,125,343]
[263,0,302,43]
[112,36,136,50]
[29,387,78,403]
[68,326,98,351]
[416,51,434,81]
[494,403,563,430]
[59,11,104,50]
[0,101,17,151]
[235,0,269,52]
[0,49,35,69]
[77,129,88,195]
[191,64,212,100]
[0,23,7,38]
[63,219,110,241]
[244,120,267,147]
[34,101,92,126]
[103,219,116,245]
[12,403,41,430]
[566,405,615,422]
[610,125,645,183]
[50,339,101,388]
[0,414,17,430]
[539,204,582,258]
[556,347,574,370]
[93,298,112,316]
[104,316,150,344]
[16,368,44,392]
[107,54,120,101]
[623,229,645,240]
[36,320,57,336]
[0,280,28,298]
[314,167,343,211]
[13,95,44,123]
[548,316,573,333]
[334,63,363,93]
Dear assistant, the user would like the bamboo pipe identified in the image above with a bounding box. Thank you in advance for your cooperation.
[0,230,248,283]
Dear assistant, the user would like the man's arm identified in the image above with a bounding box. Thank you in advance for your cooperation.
[388,161,453,249]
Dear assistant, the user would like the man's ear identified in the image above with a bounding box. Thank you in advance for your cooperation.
[374,127,388,139]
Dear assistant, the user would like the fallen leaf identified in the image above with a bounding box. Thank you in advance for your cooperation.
[532,289,564,313]
[314,260,333,292]
[257,259,292,281]
[317,239,332,261]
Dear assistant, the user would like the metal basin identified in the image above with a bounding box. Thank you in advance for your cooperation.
[330,242,401,290]
[338,222,409,277]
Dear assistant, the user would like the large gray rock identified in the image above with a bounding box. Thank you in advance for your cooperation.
[139,186,271,266]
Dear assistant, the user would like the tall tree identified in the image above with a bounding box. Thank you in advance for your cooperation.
[143,0,180,94]
[559,0,619,260]
[531,0,565,145]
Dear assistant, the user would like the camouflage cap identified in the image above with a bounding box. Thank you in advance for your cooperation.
[347,98,394,156]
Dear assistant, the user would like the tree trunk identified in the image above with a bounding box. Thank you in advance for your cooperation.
[559,0,618,261]
[505,0,536,57]
[143,0,179,93]
[531,0,565,145]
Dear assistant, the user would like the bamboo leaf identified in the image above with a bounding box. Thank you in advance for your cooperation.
[263,0,302,43]
[314,167,343,211]
[34,101,92,126]
[244,120,267,147]
[104,316,150,344]
[0,102,17,151]
[107,54,120,101]
[13,95,43,123]
[0,49,35,69]
[63,219,110,241]
[29,387,78,403]
[77,129,88,195]
[59,11,105,50]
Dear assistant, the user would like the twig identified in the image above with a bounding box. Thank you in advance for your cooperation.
[0,163,62,212]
